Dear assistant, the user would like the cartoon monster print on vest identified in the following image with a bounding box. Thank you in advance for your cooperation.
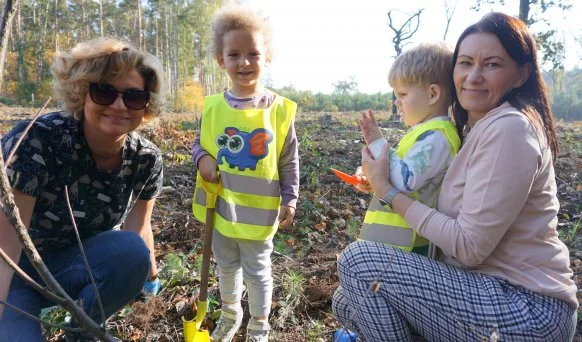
[216,127,273,171]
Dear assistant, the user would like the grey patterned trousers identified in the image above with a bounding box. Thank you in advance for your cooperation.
[332,241,577,342]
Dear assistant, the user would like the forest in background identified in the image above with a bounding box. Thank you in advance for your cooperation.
[1,0,582,119]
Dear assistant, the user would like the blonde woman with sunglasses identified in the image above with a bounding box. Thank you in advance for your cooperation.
[0,37,165,341]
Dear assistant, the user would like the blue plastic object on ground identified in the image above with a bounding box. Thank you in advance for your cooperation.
[333,328,358,341]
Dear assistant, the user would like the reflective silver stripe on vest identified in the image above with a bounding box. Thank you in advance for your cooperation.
[221,172,281,197]
[195,189,279,226]
[360,223,414,246]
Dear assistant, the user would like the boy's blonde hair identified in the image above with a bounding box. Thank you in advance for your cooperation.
[51,37,165,121]
[388,42,453,101]
[209,5,273,61]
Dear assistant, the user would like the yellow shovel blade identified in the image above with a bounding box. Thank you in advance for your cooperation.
[182,299,209,342]
[193,329,210,342]
[194,299,208,330]
[183,319,210,342]
[182,318,210,342]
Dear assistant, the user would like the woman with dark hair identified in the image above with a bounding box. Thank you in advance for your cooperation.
[332,12,577,341]
[0,37,165,341]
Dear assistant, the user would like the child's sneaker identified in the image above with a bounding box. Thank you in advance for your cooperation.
[210,306,243,342]
[246,318,270,342]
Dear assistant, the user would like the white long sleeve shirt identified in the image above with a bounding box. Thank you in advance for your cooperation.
[369,117,456,208]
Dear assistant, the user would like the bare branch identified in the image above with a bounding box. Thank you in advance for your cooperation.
[0,247,62,303]
[386,9,423,116]
[443,0,457,40]
[64,185,106,327]
[398,9,423,41]
[387,9,424,57]
[4,97,51,173]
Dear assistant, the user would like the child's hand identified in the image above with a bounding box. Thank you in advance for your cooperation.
[359,110,383,145]
[278,205,295,229]
[354,166,373,193]
[198,155,219,183]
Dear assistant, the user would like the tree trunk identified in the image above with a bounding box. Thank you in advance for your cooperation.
[16,0,23,84]
[99,0,104,37]
[55,0,60,54]
[36,0,50,85]
[0,0,19,95]
[81,0,87,40]
[164,2,171,97]
[137,0,142,50]
[519,0,529,24]
[0,0,16,44]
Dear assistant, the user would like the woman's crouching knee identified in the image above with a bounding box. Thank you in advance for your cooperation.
[107,230,151,284]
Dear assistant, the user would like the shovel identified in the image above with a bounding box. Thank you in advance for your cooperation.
[184,177,221,342]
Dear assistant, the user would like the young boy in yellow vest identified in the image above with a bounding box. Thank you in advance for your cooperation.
[356,42,461,257]
[191,5,298,342]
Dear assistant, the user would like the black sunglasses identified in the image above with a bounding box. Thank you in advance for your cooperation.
[88,83,150,110]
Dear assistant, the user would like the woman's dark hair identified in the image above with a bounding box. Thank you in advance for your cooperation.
[450,12,559,158]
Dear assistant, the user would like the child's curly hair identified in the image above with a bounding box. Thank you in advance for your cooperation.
[209,5,273,62]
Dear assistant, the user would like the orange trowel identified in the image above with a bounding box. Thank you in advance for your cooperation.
[330,168,361,186]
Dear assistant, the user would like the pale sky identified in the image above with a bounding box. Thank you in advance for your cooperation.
[241,0,582,94]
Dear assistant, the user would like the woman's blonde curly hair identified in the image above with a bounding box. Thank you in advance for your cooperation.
[51,37,165,121]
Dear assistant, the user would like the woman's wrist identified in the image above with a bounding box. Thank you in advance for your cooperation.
[148,270,159,281]
[391,191,415,217]
[378,187,401,209]
[374,182,393,201]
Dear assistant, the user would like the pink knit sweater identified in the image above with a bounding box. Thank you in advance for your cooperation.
[405,103,578,308]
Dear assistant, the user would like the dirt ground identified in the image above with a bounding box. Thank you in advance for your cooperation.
[0,106,580,341]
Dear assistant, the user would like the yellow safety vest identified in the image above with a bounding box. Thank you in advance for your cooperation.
[360,119,461,251]
[192,92,296,241]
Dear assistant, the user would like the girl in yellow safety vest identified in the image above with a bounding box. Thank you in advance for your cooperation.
[355,42,461,257]
[191,5,299,342]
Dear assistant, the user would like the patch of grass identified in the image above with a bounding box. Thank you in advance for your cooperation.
[178,120,198,131]
[0,96,14,105]
[274,270,305,329]
[160,250,198,288]
[274,233,294,255]
[346,217,360,241]
[306,319,328,341]
[567,218,581,244]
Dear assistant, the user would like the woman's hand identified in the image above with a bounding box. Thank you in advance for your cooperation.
[359,110,384,146]
[198,155,219,183]
[354,166,373,193]
[361,144,392,198]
